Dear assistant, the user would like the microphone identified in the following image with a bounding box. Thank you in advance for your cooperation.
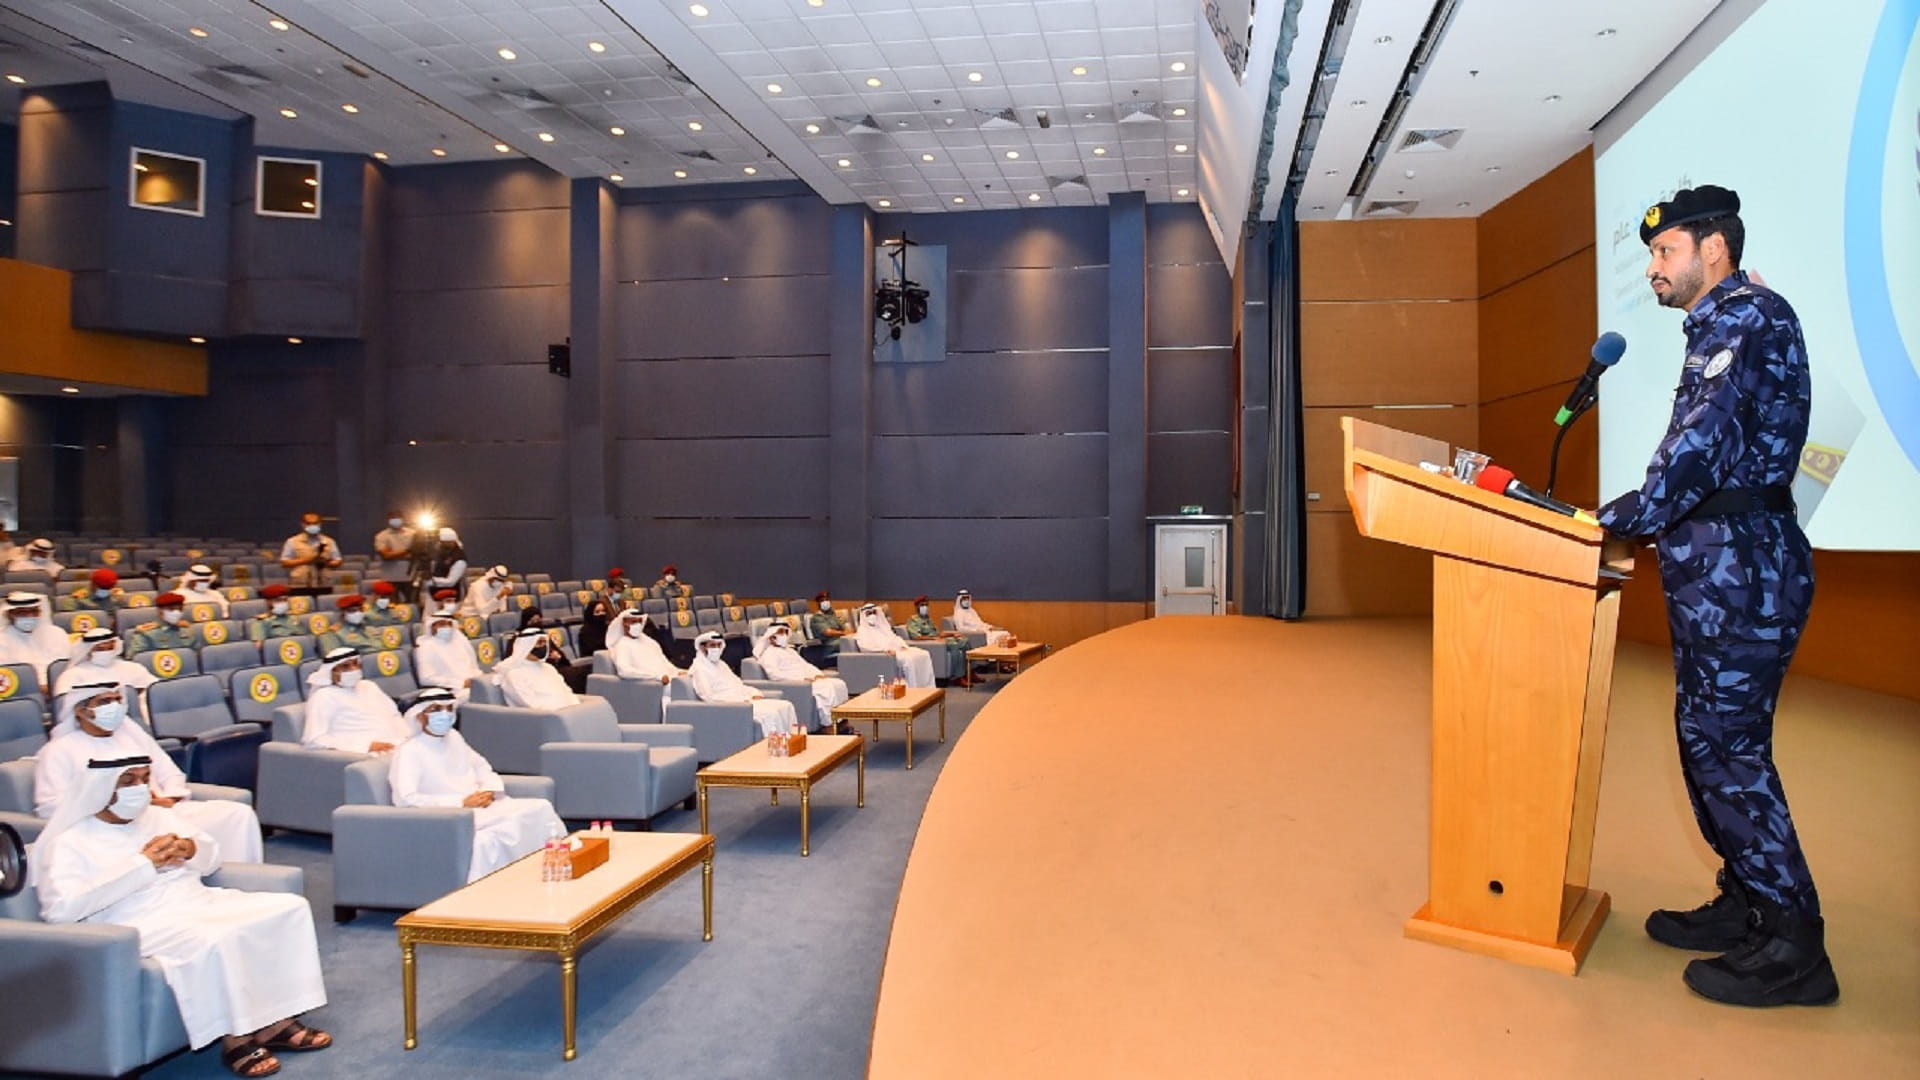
[1554,331,1627,427]
[1474,464,1579,517]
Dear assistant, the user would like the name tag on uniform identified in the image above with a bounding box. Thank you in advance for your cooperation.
[1684,353,1707,370]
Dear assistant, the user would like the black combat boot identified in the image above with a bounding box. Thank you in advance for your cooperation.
[1682,901,1840,1007]
[1645,868,1751,951]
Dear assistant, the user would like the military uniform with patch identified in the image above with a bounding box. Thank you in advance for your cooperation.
[905,610,969,673]
[318,623,382,656]
[56,588,122,613]
[247,613,305,643]
[126,620,199,657]
[809,608,849,654]
[363,603,407,628]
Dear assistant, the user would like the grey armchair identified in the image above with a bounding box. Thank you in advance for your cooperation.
[0,861,305,1078]
[834,645,899,697]
[253,703,366,835]
[585,650,670,727]
[940,617,991,649]
[0,697,45,762]
[331,756,556,921]
[739,657,827,731]
[458,694,699,827]
[663,677,765,762]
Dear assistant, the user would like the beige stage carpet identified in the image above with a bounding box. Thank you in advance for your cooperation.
[869,616,1919,1079]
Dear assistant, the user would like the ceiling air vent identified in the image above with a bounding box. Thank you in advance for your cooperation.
[975,107,1021,130]
[1119,102,1162,124]
[837,114,883,134]
[1363,200,1419,217]
[679,149,719,162]
[208,65,273,87]
[1399,127,1463,153]
[341,61,372,79]
[496,87,555,110]
[1048,174,1090,191]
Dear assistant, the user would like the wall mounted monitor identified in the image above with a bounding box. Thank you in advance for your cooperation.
[130,148,204,217]
[257,156,322,219]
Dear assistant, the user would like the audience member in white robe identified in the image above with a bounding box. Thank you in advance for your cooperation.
[302,648,412,753]
[388,688,564,883]
[6,536,63,580]
[608,608,683,720]
[417,587,461,639]
[0,591,70,690]
[414,608,483,701]
[175,564,230,617]
[754,622,847,729]
[53,627,156,705]
[34,755,330,1072]
[461,564,514,618]
[689,631,797,737]
[36,681,264,863]
[951,589,1012,647]
[853,604,935,688]
[494,628,580,710]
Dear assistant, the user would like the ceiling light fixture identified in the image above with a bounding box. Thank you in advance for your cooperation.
[1173,143,1188,152]
[1092,146,1107,155]
[610,126,626,136]
[1170,61,1187,72]
[1070,66,1088,77]
[808,0,825,6]
[431,148,448,157]
[279,108,298,118]
[60,386,79,394]
[190,336,206,344]
[287,337,303,345]
[1375,35,1393,45]
[300,200,314,209]
[1457,201,1472,208]
[588,41,607,53]
[497,48,517,61]
[1596,27,1617,37]
[373,151,389,161]
[269,18,290,31]
[687,120,703,131]
[341,103,359,113]
[1350,99,1367,108]
[674,169,688,178]
[303,177,318,187]
[689,3,709,16]
[1005,150,1019,159]
[1172,107,1186,116]
[537,132,555,142]
[921,152,936,162]
[805,123,821,134]
[767,83,783,93]
[3,75,24,85]
[1177,188,1190,196]
[1543,93,1562,103]
[188,27,209,38]
[866,77,882,87]
[967,71,983,82]
[493,142,510,153]
[610,174,624,182]
[837,158,851,167]
[1027,193,1040,202]
[743,166,757,175]
[878,199,892,207]
[953,196,965,204]
[1485,164,1502,173]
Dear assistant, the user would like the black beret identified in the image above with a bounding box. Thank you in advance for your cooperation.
[1640,185,1741,245]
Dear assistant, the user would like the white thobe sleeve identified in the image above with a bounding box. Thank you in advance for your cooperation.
[390,743,465,808]
[30,737,80,818]
[38,839,160,924]
[133,727,192,799]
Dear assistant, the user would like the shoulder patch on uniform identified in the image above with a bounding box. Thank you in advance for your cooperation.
[1683,353,1706,369]
[1703,349,1734,378]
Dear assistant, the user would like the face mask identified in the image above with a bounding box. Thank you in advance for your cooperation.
[89,647,119,667]
[960,600,971,608]
[345,611,365,625]
[94,588,112,599]
[773,635,789,649]
[30,555,46,563]
[702,649,721,662]
[389,518,404,529]
[337,669,363,687]
[271,601,289,616]
[819,601,832,612]
[108,782,151,820]
[664,575,676,584]
[88,700,127,731]
[424,710,455,737]
[161,610,183,626]
[375,597,391,610]
[14,617,39,632]
[625,622,645,638]
[530,647,549,662]
[917,605,928,616]
[435,627,455,643]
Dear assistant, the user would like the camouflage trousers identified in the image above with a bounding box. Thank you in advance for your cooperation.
[1661,514,1820,916]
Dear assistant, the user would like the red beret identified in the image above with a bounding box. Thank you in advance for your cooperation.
[661,565,677,574]
[155,592,185,606]
[260,584,289,599]
[608,567,624,578]
[370,581,396,596]
[336,594,366,610]
[814,591,830,602]
[90,568,118,588]
[433,588,457,601]
[914,594,928,604]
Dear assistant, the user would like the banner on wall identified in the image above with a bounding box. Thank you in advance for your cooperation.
[1203,0,1256,82]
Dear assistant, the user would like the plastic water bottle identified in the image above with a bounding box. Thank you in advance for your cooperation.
[541,840,556,883]
[556,841,572,882]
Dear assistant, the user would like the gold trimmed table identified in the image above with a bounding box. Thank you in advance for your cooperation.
[831,686,947,769]
[696,733,866,856]
[395,830,714,1061]
[964,641,1048,688]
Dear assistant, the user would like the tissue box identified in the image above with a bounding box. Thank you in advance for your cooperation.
[787,731,807,754]
[567,835,609,878]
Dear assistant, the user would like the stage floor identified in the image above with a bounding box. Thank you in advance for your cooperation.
[869,615,1919,1078]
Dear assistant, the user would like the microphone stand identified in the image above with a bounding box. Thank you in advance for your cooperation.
[1545,392,1595,499]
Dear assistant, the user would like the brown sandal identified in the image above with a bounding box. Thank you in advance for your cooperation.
[260,1019,332,1052]
[222,1042,280,1078]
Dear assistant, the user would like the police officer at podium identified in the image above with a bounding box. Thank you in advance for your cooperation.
[1597,185,1832,1008]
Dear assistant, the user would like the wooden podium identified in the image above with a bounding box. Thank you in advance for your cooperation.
[1343,417,1635,975]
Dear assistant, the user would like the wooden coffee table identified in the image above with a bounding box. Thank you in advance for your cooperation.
[965,641,1047,687]
[832,686,946,768]
[396,830,713,1061]
[696,733,866,856]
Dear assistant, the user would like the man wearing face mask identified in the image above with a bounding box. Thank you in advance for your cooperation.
[373,510,415,593]
[754,622,848,722]
[364,581,406,627]
[33,755,331,1074]
[318,594,382,657]
[493,628,580,711]
[174,563,229,618]
[302,649,411,754]
[279,512,342,595]
[461,564,514,619]
[247,583,304,643]
[126,593,199,658]
[905,594,971,686]
[36,681,263,862]
[0,592,69,689]
[652,564,687,594]
[389,687,564,882]
[690,630,798,736]
[853,604,936,688]
[6,537,64,581]
[59,567,125,613]
[809,591,851,655]
[418,588,461,639]
[53,628,155,705]
[414,608,483,700]
[608,609,683,722]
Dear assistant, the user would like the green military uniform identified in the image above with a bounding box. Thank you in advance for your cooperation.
[809,609,850,653]
[126,621,198,656]
[906,613,970,670]
[318,624,382,656]
[56,589,122,613]
[247,613,304,642]
[363,604,407,628]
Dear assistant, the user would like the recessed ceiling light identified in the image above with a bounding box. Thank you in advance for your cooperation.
[3,75,24,85]
[921,152,936,162]
[866,77,882,87]
[431,148,448,157]
[1170,61,1187,73]
[279,108,298,119]
[1005,150,1019,159]
[952,196,965,204]
[1485,165,1502,173]
[588,40,607,53]
[341,103,359,114]
[1310,205,1325,211]
[537,132,556,142]
[493,142,510,153]
[837,158,852,168]
[1457,201,1472,208]
[1083,111,1096,119]
[808,0,824,6]
[60,386,79,394]
[1349,99,1367,109]
[687,121,703,131]
[188,27,209,38]
[610,173,624,182]
[1596,27,1617,38]
[878,199,892,208]
[269,18,290,32]
[804,123,821,134]
[610,126,626,136]
[1027,193,1040,202]
[1070,66,1088,77]
[1375,35,1393,45]
[674,169,688,179]
[373,151,389,161]
[743,166,757,175]
[189,336,206,344]
[967,71,983,82]
[1174,143,1188,152]
[1324,168,1337,176]
[767,83,783,93]
[1172,107,1187,116]
[287,337,303,345]
[497,48,517,61]
[1177,188,1190,196]
[1092,146,1107,155]
[1543,94,1562,103]
[689,3,709,16]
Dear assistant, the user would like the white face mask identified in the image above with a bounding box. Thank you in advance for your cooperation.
[664,574,676,584]
[345,611,365,625]
[87,700,127,731]
[389,518,404,529]
[435,627,455,643]
[89,646,119,667]
[423,710,455,737]
[337,668,363,687]
[161,610,184,626]
[375,597,391,610]
[819,601,832,612]
[305,524,322,536]
[13,617,39,632]
[701,649,721,662]
[108,782,151,820]
[270,601,289,616]
[917,605,928,616]
[94,588,112,599]
[772,634,790,649]
[960,599,971,609]
[625,622,645,638]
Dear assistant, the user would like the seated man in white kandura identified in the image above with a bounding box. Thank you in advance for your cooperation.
[302,647,412,754]
[388,687,563,882]
[609,607,683,720]
[37,680,264,863]
[689,630,797,737]
[34,754,331,1078]
[951,589,1013,646]
[853,604,935,688]
[494,627,580,710]
[413,606,483,701]
[754,622,847,727]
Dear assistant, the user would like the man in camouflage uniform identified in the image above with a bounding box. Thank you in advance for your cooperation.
[318,595,382,656]
[247,583,304,643]
[126,593,198,657]
[1598,185,1833,1008]
[808,591,850,656]
[364,581,407,627]
[904,594,971,686]
[58,568,124,613]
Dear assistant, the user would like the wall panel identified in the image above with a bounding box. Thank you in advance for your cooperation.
[871,350,1110,436]
[1300,219,1478,302]
[616,437,829,518]
[1300,300,1477,406]
[615,355,832,439]
[868,518,1109,599]
[869,433,1108,519]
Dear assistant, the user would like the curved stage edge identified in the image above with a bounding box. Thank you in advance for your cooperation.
[868,615,1919,1078]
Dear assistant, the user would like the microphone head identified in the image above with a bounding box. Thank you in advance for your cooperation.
[1474,464,1516,493]
[1592,331,1627,367]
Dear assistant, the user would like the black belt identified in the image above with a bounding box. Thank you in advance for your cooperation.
[1685,486,1795,520]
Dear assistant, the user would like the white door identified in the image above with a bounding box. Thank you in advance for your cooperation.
[1154,524,1225,615]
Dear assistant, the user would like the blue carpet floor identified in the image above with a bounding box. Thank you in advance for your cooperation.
[130,687,997,1080]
